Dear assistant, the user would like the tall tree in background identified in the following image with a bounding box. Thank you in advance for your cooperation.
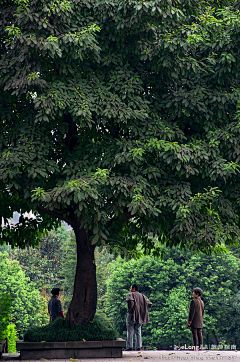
[0,252,44,338]
[1,0,240,324]
[11,232,65,288]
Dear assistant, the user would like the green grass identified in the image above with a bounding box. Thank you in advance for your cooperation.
[24,312,118,342]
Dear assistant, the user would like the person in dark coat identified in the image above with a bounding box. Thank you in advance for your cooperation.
[187,287,204,350]
[125,283,152,351]
[48,287,65,323]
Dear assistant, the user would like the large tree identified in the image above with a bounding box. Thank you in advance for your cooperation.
[1,0,240,324]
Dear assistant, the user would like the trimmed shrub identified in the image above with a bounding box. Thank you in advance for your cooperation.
[0,293,12,341]
[24,314,118,342]
[6,324,18,353]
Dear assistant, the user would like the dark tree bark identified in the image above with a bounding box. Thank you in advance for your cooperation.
[206,332,209,350]
[66,228,97,324]
[212,330,219,346]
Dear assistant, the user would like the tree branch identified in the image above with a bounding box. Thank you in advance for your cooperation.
[108,209,133,228]
[63,113,79,151]
[37,205,74,227]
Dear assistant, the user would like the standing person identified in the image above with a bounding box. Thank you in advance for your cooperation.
[48,287,65,323]
[187,287,204,351]
[125,283,152,351]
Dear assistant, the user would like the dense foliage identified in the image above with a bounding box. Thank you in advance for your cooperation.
[0,293,17,352]
[0,293,12,341]
[24,312,117,342]
[1,0,240,250]
[11,232,66,290]
[1,0,240,322]
[0,252,45,338]
[104,247,240,348]
[5,324,18,353]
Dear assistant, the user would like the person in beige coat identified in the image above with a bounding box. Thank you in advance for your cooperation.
[125,283,152,351]
[187,287,204,350]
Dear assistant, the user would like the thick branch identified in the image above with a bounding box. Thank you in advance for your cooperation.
[108,209,133,228]
[37,205,74,227]
[63,114,79,151]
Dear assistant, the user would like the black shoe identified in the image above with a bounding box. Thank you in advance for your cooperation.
[125,348,133,351]
[137,348,142,351]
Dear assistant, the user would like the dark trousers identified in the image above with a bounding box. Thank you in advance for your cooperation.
[191,327,203,347]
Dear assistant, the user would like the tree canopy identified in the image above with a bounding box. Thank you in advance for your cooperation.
[1,0,240,322]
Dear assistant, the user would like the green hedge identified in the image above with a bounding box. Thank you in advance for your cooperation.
[24,313,118,342]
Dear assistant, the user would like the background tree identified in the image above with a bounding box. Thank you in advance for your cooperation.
[11,232,65,290]
[54,225,71,244]
[10,228,70,322]
[1,0,240,324]
[0,252,45,338]
[60,232,78,309]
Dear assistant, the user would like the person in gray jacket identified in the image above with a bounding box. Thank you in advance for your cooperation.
[187,287,204,350]
[125,283,152,351]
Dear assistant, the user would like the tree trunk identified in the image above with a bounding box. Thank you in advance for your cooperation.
[206,332,209,350]
[66,228,97,324]
[212,329,219,346]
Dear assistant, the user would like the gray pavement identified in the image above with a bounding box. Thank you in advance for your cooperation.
[2,350,240,362]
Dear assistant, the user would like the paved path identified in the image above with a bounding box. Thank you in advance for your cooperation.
[2,350,240,361]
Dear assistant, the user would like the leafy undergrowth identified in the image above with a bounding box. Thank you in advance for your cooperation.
[24,313,118,342]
